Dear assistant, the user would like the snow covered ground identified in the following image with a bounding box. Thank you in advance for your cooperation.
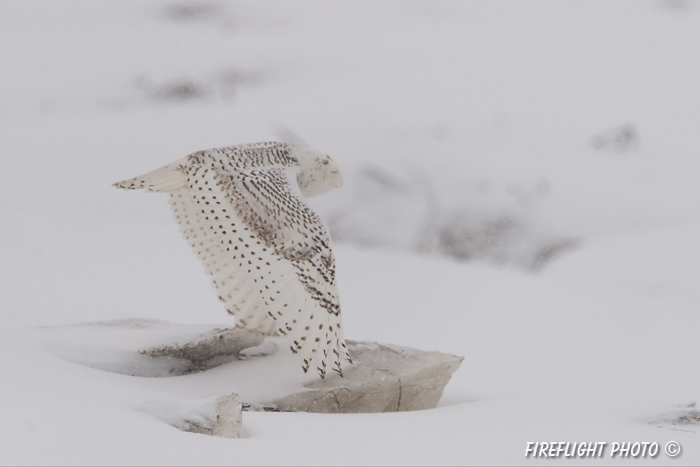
[2,0,700,464]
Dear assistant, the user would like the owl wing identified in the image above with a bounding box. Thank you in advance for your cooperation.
[170,163,351,378]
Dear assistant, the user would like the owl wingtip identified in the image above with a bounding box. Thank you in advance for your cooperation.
[113,179,140,190]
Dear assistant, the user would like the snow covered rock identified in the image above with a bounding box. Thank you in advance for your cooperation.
[42,320,463,421]
[140,326,265,373]
[41,319,271,378]
[323,165,578,271]
[143,393,243,438]
[136,326,463,413]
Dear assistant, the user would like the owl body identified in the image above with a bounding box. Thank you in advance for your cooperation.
[115,142,350,378]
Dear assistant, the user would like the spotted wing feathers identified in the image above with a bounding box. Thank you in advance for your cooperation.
[214,167,351,377]
[113,157,188,193]
[117,153,351,378]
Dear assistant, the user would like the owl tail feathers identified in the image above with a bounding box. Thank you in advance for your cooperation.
[290,310,352,380]
[113,157,188,193]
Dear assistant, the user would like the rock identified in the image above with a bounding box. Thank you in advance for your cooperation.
[42,320,463,434]
[271,340,463,413]
[137,327,463,414]
[140,326,265,373]
[654,401,700,428]
[40,320,272,377]
[200,393,243,438]
[138,327,463,413]
[142,393,243,439]
[591,122,639,153]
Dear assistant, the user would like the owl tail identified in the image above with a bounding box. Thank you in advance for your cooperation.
[113,157,188,193]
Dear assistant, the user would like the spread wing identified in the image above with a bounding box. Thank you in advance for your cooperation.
[169,163,351,378]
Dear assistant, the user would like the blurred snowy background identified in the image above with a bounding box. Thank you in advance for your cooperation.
[2,1,700,464]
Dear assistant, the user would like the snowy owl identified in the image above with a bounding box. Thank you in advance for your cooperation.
[114,142,351,378]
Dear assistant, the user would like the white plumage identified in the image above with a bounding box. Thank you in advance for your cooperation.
[115,142,351,378]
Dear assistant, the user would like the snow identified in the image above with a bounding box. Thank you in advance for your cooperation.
[2,0,700,464]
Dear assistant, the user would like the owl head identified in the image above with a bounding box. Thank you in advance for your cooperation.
[290,145,344,198]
